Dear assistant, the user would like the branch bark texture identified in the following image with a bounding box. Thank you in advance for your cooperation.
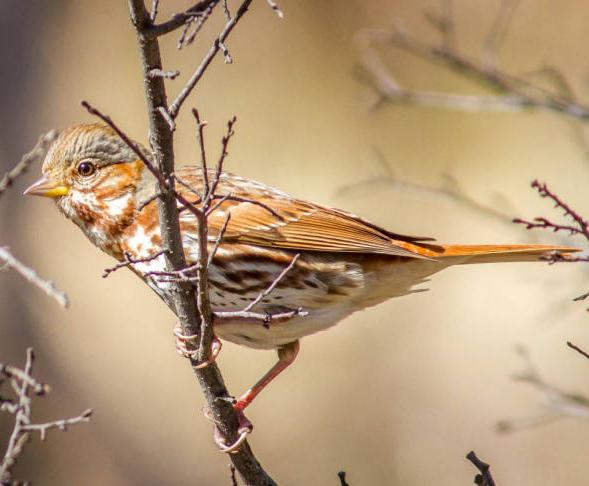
[127,1,276,484]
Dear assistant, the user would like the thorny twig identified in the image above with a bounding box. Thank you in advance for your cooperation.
[514,180,589,241]
[0,349,92,483]
[466,451,497,486]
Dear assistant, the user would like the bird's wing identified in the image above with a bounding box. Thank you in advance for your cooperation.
[175,167,433,259]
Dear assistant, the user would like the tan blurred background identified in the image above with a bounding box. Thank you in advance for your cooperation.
[1,0,589,484]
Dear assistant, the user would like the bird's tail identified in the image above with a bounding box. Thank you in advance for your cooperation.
[426,244,580,264]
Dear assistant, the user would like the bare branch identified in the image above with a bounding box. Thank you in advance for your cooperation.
[168,1,253,119]
[192,108,209,196]
[513,180,589,241]
[567,341,589,361]
[149,0,159,21]
[0,247,69,308]
[243,254,300,312]
[482,0,520,68]
[215,307,307,327]
[466,451,497,486]
[0,130,57,200]
[265,0,283,18]
[22,409,93,441]
[208,212,231,267]
[158,106,177,131]
[178,3,220,49]
[497,346,589,433]
[127,1,278,482]
[202,116,236,208]
[337,471,351,486]
[357,23,589,119]
[148,0,220,37]
[0,349,91,483]
[102,249,167,278]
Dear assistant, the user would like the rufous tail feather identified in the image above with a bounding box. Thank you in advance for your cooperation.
[431,244,580,264]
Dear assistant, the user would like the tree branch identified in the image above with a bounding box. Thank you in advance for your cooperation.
[0,130,57,200]
[466,451,497,486]
[357,14,589,119]
[126,1,277,484]
[168,0,253,119]
[0,247,69,308]
[0,349,91,483]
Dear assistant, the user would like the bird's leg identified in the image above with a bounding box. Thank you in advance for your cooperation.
[233,340,300,411]
[208,341,299,453]
[173,321,222,369]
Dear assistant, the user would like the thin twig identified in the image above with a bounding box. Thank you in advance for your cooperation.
[482,0,520,68]
[149,0,220,37]
[22,409,93,441]
[513,180,589,240]
[0,247,68,308]
[215,308,307,326]
[357,24,589,119]
[0,130,57,200]
[567,341,589,361]
[265,0,283,18]
[192,108,209,197]
[208,212,231,267]
[102,250,167,278]
[180,3,220,49]
[243,254,300,312]
[0,349,91,483]
[169,1,254,119]
[149,0,160,21]
[203,116,236,208]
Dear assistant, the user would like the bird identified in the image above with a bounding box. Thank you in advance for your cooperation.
[24,123,578,417]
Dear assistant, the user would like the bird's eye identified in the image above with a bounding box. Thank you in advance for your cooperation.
[77,161,96,177]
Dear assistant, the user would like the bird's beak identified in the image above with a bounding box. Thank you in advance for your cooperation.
[23,175,69,198]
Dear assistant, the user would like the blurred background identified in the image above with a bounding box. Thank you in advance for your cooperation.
[1,0,589,484]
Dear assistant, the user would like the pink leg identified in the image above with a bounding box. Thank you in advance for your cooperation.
[234,340,300,411]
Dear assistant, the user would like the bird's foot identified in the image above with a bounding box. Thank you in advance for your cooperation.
[203,404,253,453]
[173,322,222,369]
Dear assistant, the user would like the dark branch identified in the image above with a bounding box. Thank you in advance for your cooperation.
[337,471,351,486]
[125,2,279,482]
[149,0,220,37]
[466,451,497,486]
[567,341,589,361]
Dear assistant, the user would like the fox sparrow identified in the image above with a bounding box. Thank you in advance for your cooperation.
[24,123,577,415]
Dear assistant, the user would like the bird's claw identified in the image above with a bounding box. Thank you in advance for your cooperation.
[203,405,253,454]
[173,322,222,368]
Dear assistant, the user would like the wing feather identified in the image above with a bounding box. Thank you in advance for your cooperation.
[175,167,431,259]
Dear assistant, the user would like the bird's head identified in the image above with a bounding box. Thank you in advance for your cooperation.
[24,123,152,255]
